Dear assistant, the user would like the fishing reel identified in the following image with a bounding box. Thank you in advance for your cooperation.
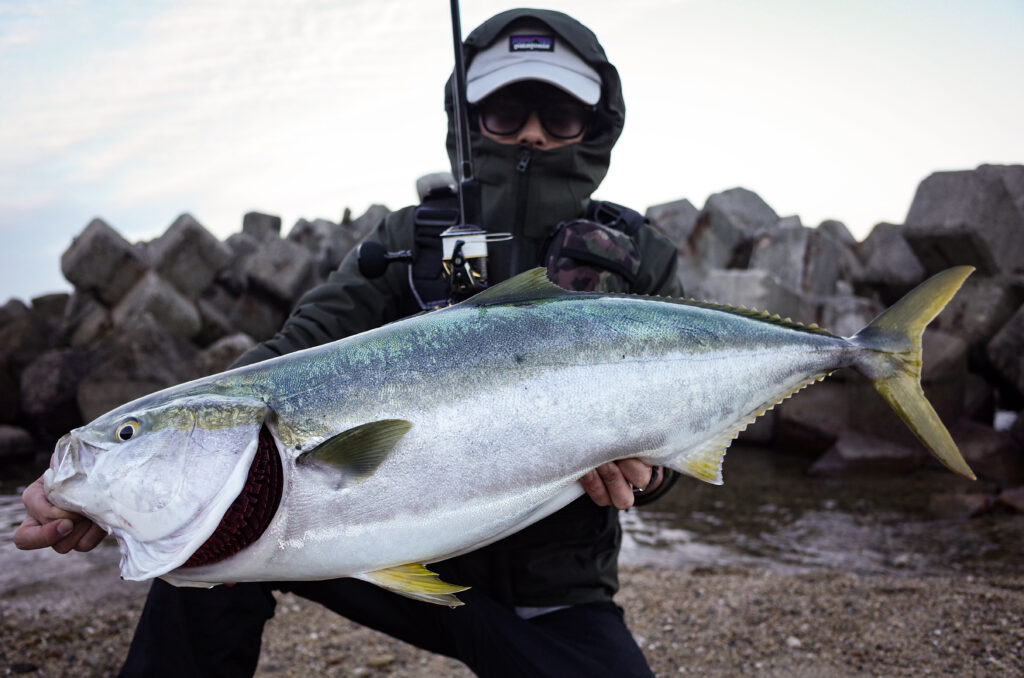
[440,225,512,301]
[356,226,511,308]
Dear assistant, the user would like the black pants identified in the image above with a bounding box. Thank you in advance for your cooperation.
[119,576,653,677]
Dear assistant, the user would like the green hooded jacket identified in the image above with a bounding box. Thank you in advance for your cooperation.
[234,8,680,607]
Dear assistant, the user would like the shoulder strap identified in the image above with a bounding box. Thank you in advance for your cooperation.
[585,200,647,236]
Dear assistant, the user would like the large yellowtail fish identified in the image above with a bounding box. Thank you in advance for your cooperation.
[42,266,975,605]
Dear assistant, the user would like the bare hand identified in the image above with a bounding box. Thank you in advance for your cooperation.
[580,459,660,510]
[12,477,106,553]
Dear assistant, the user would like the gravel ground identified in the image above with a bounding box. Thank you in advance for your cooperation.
[3,560,1022,677]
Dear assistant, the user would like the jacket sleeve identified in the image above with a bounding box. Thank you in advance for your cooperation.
[633,223,682,298]
[232,208,415,368]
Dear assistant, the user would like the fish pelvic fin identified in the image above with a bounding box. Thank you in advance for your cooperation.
[850,266,976,480]
[296,419,412,481]
[356,563,469,608]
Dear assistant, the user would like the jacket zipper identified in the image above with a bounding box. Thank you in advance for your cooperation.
[509,148,532,276]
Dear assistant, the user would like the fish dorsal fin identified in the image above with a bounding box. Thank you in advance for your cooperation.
[464,268,575,307]
[296,419,412,480]
[356,563,469,607]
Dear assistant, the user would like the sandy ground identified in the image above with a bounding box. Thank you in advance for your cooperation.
[2,543,1021,677]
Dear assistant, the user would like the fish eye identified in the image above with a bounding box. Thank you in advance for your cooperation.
[115,420,140,442]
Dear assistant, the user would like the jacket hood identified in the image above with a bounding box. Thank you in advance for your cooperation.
[442,9,625,248]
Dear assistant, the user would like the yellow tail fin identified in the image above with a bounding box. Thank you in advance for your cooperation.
[851,266,976,480]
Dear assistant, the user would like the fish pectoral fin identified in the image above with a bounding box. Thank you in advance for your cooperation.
[296,419,412,481]
[357,563,469,608]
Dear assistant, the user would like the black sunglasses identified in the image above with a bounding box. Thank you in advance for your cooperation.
[476,84,596,140]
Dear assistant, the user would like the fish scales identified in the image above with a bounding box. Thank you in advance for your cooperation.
[42,267,976,603]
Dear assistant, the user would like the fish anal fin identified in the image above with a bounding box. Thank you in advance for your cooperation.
[667,373,833,486]
[296,419,412,481]
[357,563,469,608]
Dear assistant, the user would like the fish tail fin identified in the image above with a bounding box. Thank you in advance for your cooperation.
[850,266,976,480]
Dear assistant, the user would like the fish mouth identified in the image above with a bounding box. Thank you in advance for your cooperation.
[180,424,283,568]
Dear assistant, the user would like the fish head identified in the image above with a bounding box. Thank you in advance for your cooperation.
[43,393,271,580]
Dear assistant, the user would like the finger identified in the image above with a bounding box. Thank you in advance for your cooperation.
[579,469,611,506]
[22,478,80,523]
[53,518,98,554]
[74,522,108,552]
[597,463,635,510]
[615,459,653,490]
[12,516,74,551]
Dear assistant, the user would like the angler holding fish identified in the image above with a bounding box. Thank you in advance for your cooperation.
[14,7,975,678]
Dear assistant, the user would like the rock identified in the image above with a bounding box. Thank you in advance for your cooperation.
[951,419,1024,485]
[926,493,991,519]
[986,303,1024,399]
[149,214,233,299]
[645,198,700,251]
[693,269,812,325]
[904,164,1024,276]
[242,211,282,241]
[193,333,256,377]
[809,431,927,476]
[416,172,455,201]
[77,314,200,421]
[995,487,1024,513]
[244,238,315,306]
[19,349,88,443]
[60,218,149,306]
[929,274,1024,349]
[0,362,20,425]
[112,271,202,339]
[194,295,235,347]
[0,309,50,376]
[691,188,779,269]
[0,425,36,463]
[855,223,926,298]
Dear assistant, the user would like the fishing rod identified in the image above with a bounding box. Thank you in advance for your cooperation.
[357,0,510,305]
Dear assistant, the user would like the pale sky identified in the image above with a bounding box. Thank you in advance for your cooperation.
[1,0,1021,302]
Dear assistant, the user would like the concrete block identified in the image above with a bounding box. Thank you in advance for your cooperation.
[112,271,202,339]
[0,298,30,326]
[926,493,992,519]
[77,314,199,421]
[30,293,69,334]
[855,223,926,297]
[809,431,927,476]
[904,164,1024,276]
[219,232,262,295]
[929,274,1024,348]
[986,303,1024,399]
[775,379,849,454]
[60,218,149,305]
[61,292,112,348]
[345,204,390,250]
[748,226,808,291]
[818,219,858,247]
[0,425,35,463]
[692,188,779,269]
[149,214,232,298]
[694,268,813,325]
[193,333,256,377]
[20,348,87,443]
[996,487,1024,513]
[951,419,1024,485]
[812,293,882,338]
[645,198,699,252]
[244,238,315,306]
[242,211,281,241]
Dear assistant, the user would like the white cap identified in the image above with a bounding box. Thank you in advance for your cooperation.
[466,23,601,105]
